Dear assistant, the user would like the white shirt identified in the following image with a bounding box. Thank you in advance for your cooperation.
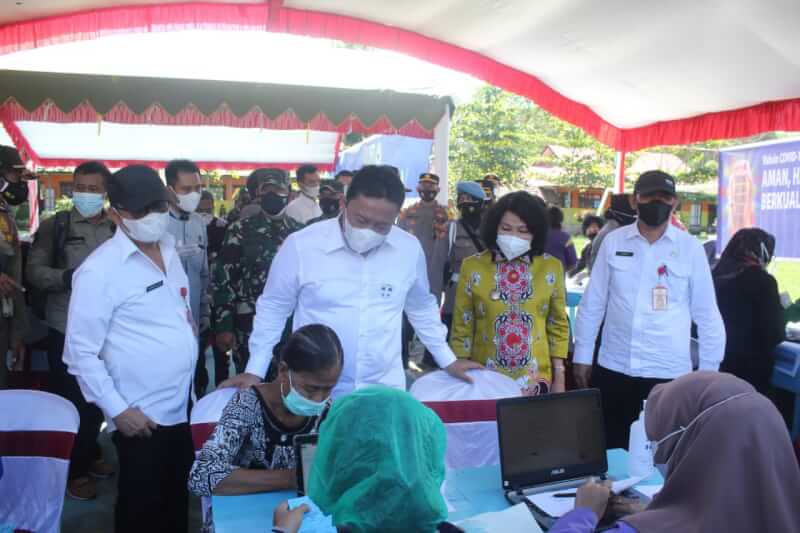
[574,223,725,379]
[285,193,322,224]
[248,217,457,396]
[63,230,198,431]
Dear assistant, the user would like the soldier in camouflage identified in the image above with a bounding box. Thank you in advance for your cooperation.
[0,145,31,389]
[212,168,303,374]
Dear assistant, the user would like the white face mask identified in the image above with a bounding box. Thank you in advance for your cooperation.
[117,209,169,244]
[175,190,201,213]
[72,192,105,218]
[303,185,320,199]
[496,234,531,261]
[343,210,387,254]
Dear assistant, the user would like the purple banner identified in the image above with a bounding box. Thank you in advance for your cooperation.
[718,139,800,258]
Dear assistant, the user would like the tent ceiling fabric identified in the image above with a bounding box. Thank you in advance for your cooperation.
[1,1,799,150]
[0,69,450,135]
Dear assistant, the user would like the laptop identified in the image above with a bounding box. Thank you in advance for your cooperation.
[293,433,319,496]
[497,389,611,527]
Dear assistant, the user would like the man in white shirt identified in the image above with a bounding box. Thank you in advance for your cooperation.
[221,165,480,393]
[63,165,197,533]
[285,164,322,224]
[573,170,725,449]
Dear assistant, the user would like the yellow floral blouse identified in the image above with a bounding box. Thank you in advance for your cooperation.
[449,250,569,395]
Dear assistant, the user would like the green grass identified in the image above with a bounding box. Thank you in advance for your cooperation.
[569,235,800,299]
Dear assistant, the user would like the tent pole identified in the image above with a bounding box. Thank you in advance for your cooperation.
[614,151,626,193]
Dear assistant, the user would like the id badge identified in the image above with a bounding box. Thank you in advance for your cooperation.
[652,285,668,311]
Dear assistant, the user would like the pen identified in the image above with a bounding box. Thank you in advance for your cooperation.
[553,493,576,498]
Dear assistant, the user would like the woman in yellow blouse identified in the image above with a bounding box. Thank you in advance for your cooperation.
[449,191,570,395]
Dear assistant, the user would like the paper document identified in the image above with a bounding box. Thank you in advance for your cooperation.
[526,491,576,518]
[634,484,663,499]
[457,503,544,533]
[611,476,647,494]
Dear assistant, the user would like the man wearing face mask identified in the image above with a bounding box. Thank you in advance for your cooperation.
[307,180,344,225]
[212,169,303,374]
[221,165,481,393]
[26,160,116,500]
[164,159,210,395]
[573,170,725,449]
[0,145,31,390]
[398,173,452,367]
[63,165,197,533]
[285,164,322,224]
[443,181,487,335]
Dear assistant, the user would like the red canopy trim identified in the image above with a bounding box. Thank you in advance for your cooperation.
[3,2,800,150]
[0,98,435,139]
[0,109,337,171]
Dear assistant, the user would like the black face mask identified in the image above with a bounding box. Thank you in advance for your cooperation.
[319,197,340,217]
[458,201,482,220]
[1,178,28,206]
[637,200,673,227]
[419,191,437,203]
[260,192,288,216]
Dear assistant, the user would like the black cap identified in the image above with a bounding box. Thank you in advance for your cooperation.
[635,170,676,196]
[319,179,344,194]
[0,145,24,170]
[108,165,168,213]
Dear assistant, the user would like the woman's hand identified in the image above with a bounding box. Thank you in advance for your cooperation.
[273,502,309,533]
[575,479,611,520]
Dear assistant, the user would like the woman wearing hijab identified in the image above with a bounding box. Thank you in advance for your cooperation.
[272,387,462,533]
[550,371,800,532]
[588,193,637,272]
[449,191,570,395]
[712,228,785,394]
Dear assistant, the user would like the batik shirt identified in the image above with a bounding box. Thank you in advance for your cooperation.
[449,250,569,395]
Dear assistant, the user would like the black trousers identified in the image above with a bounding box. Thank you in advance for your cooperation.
[591,365,670,450]
[46,328,104,480]
[112,423,194,533]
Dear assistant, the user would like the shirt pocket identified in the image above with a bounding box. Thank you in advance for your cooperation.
[664,261,691,306]
[608,255,636,292]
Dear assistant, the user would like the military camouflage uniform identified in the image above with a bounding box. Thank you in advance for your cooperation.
[0,197,28,388]
[211,211,303,373]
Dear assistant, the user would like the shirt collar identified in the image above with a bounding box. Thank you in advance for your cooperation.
[625,221,678,243]
[169,206,190,221]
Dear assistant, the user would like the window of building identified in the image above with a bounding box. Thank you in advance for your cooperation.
[562,192,571,208]
[690,203,702,226]
[578,192,602,209]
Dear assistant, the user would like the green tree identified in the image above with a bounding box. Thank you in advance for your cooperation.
[448,86,538,191]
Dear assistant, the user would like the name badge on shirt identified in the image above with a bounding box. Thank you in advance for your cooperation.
[653,264,668,311]
[146,281,164,293]
[615,251,634,257]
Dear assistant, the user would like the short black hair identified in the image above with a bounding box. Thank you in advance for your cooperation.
[73,161,111,182]
[481,191,549,256]
[547,205,564,229]
[345,165,406,209]
[165,159,200,187]
[296,164,318,183]
[279,324,344,374]
[581,214,605,236]
[200,190,214,202]
[335,170,354,180]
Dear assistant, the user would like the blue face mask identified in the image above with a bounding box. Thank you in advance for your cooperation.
[282,371,328,417]
[73,192,105,218]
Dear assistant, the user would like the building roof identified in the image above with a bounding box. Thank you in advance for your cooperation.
[629,152,689,175]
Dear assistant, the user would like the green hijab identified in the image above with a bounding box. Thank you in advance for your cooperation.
[308,386,448,533]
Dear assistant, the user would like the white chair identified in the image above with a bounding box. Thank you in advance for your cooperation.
[190,387,237,529]
[0,389,79,533]
[411,370,521,469]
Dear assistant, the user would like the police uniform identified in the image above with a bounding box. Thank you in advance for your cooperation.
[0,145,30,389]
[211,173,303,373]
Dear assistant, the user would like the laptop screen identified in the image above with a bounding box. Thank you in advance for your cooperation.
[497,389,607,491]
